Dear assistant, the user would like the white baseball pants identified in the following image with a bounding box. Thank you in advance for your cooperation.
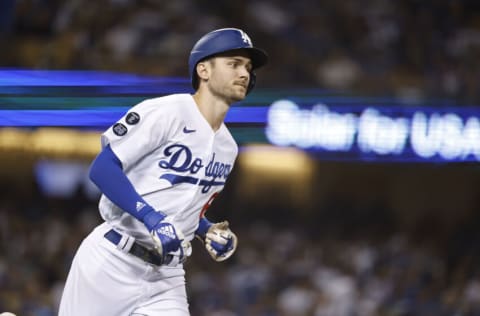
[58,222,190,316]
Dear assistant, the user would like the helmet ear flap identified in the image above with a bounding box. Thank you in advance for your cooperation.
[247,71,257,94]
[192,74,199,90]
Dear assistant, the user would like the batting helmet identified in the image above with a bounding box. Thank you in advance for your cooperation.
[189,28,268,93]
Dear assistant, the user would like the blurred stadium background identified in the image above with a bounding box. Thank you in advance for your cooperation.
[2,1,480,315]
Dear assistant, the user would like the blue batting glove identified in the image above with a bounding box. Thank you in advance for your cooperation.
[143,211,181,261]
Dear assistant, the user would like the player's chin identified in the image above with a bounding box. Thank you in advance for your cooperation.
[231,86,247,101]
[230,93,246,103]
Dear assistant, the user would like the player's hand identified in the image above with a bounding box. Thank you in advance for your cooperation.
[205,221,238,262]
[164,229,192,266]
[149,218,182,262]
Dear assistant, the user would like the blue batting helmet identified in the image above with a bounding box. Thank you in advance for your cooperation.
[189,28,268,93]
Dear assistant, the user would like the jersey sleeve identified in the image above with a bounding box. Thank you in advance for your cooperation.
[101,99,176,170]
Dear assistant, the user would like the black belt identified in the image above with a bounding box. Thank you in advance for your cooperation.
[104,229,171,266]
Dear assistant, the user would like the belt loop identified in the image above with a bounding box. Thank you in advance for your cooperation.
[116,233,135,254]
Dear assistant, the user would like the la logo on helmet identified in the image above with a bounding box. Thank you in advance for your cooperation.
[239,30,252,46]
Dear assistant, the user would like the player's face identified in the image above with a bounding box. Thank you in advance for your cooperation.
[207,50,252,103]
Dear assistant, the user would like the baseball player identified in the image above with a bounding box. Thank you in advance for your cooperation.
[58,28,268,315]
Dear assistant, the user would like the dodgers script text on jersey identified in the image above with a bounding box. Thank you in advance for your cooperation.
[159,145,232,193]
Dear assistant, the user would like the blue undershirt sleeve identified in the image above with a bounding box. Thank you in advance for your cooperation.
[89,144,165,229]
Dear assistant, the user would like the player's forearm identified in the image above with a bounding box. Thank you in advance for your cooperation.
[89,144,165,228]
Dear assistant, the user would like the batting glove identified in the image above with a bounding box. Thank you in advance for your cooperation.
[205,221,238,262]
[144,211,185,264]
[161,228,192,266]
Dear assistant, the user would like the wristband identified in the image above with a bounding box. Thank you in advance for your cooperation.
[143,209,167,231]
[195,217,213,239]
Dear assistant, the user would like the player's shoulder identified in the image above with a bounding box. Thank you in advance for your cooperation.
[137,93,193,112]
[124,94,192,123]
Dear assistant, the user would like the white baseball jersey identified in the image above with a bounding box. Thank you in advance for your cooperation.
[99,93,238,247]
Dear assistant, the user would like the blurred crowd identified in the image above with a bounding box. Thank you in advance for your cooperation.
[2,184,480,316]
[1,0,480,104]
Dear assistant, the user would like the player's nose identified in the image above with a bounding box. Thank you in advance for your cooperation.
[238,66,250,79]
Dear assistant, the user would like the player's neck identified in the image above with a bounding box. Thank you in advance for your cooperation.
[192,92,229,132]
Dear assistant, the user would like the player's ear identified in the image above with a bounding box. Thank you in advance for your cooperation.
[196,61,211,83]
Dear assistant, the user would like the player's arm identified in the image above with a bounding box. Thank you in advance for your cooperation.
[195,216,238,262]
[89,144,187,261]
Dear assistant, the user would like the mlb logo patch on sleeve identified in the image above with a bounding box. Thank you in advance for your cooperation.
[126,112,140,125]
[113,123,128,136]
